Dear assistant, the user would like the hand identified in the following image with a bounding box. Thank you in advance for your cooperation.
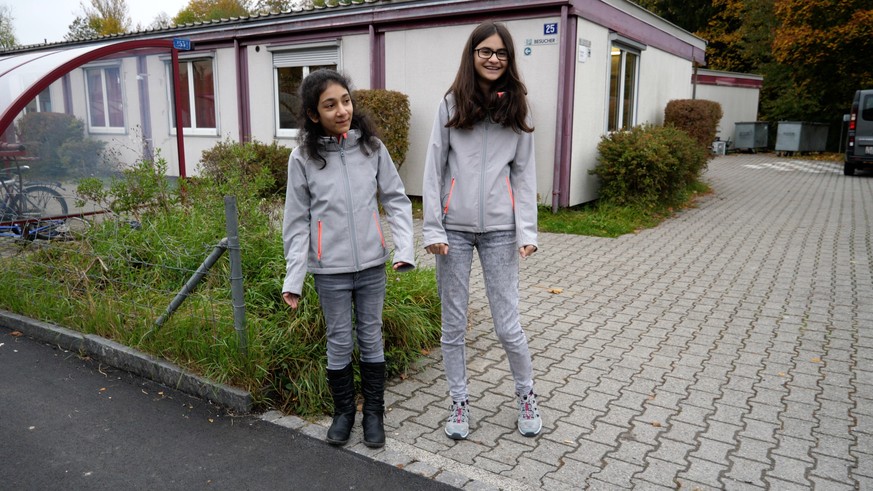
[425,243,449,255]
[519,245,537,258]
[283,292,299,309]
[392,261,411,271]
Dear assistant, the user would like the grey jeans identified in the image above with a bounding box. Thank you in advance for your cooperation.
[436,229,534,402]
[314,265,387,370]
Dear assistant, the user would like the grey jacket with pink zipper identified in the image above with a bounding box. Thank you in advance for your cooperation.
[422,93,538,249]
[282,130,415,296]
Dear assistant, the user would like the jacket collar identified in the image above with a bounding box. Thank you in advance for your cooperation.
[318,129,361,152]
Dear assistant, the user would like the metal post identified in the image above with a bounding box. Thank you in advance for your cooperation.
[224,196,247,356]
[154,238,228,328]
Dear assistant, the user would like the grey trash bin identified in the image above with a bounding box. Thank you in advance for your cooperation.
[775,121,829,155]
[734,122,768,152]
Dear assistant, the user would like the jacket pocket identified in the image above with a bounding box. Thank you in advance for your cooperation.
[317,220,323,261]
[372,211,386,248]
[442,177,456,215]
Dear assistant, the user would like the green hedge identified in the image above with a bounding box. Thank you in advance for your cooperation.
[591,124,710,207]
[198,139,291,198]
[353,89,411,168]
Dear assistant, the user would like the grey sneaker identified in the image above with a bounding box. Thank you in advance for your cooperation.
[445,400,470,440]
[517,391,542,437]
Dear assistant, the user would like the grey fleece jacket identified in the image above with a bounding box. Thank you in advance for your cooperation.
[422,93,538,249]
[282,130,416,296]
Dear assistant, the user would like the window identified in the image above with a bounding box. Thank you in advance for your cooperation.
[85,65,124,133]
[607,39,642,132]
[271,43,339,137]
[24,88,52,114]
[168,57,217,135]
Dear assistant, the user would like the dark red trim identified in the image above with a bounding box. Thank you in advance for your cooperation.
[236,38,252,142]
[694,73,763,89]
[171,47,187,178]
[552,6,575,211]
[570,0,705,64]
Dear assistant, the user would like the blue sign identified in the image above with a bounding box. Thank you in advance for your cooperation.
[173,38,192,51]
[544,23,558,36]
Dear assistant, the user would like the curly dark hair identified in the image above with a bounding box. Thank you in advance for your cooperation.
[297,69,379,166]
[446,21,533,133]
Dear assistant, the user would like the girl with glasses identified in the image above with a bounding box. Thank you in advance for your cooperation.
[282,69,415,448]
[422,21,542,440]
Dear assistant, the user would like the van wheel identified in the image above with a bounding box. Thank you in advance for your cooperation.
[843,162,855,176]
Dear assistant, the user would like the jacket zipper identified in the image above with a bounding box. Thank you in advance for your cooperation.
[339,141,361,269]
[479,124,488,229]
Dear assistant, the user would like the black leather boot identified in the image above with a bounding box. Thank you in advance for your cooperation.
[359,361,386,448]
[325,363,356,445]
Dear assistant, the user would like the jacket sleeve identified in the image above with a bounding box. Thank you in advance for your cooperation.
[376,141,416,270]
[282,151,311,295]
[510,122,538,249]
[421,97,451,248]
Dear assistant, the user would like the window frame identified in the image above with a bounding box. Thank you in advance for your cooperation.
[24,87,52,114]
[164,54,219,137]
[269,41,340,139]
[606,35,645,133]
[83,63,126,135]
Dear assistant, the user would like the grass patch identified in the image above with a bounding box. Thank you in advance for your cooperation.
[538,180,711,238]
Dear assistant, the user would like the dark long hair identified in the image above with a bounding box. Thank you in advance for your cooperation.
[297,69,379,166]
[446,21,533,133]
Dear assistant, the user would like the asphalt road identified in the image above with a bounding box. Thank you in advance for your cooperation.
[0,326,454,490]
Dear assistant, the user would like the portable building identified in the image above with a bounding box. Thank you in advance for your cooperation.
[1,0,714,208]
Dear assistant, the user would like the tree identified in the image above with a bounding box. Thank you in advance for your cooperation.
[174,0,251,24]
[251,0,294,13]
[770,0,873,124]
[65,0,131,40]
[65,17,100,41]
[633,0,718,34]
[0,4,17,48]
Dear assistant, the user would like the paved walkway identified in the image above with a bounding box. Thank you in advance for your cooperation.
[266,153,872,490]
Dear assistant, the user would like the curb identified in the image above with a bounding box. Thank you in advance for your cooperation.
[0,309,253,414]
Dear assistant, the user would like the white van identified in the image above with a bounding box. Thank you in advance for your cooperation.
[845,89,873,175]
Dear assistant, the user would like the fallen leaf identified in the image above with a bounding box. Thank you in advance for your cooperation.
[10,331,22,337]
[778,372,786,377]
[99,388,107,392]
[548,288,563,294]
[651,421,662,427]
[811,357,822,363]
[208,418,214,423]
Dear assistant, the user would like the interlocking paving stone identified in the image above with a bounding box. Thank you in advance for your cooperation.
[265,155,872,489]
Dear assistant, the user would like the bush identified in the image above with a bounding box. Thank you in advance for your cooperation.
[664,99,723,150]
[198,139,291,198]
[591,124,709,207]
[353,89,411,168]
[15,112,107,179]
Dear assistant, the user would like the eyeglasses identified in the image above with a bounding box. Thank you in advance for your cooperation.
[474,48,509,61]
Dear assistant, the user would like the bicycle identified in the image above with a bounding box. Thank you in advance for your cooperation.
[0,143,86,241]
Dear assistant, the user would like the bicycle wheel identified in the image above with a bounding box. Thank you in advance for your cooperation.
[33,217,90,241]
[20,185,69,219]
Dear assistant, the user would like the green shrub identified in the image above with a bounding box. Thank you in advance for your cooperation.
[664,99,723,150]
[198,139,291,198]
[591,124,709,207]
[353,89,411,168]
[15,112,107,179]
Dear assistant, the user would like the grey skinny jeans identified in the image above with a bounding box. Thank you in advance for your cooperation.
[436,229,534,402]
[314,265,387,370]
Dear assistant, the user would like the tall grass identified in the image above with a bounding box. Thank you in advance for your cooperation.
[0,155,441,417]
